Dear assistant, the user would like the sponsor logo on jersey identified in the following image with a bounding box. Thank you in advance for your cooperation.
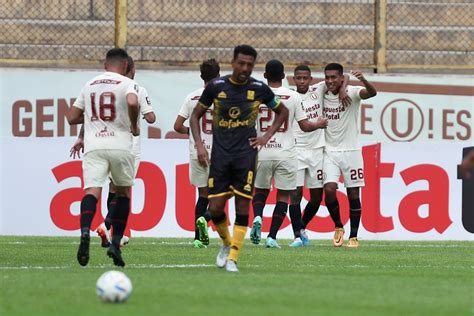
[218,118,250,128]
[276,94,291,100]
[217,91,227,99]
[95,126,115,137]
[90,79,121,86]
[247,90,255,101]
[208,178,214,188]
[264,138,282,149]
[228,106,241,119]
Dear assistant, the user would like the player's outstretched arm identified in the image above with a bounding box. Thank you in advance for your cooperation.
[249,103,289,149]
[351,70,377,99]
[190,104,209,166]
[70,124,85,159]
[144,112,156,124]
[297,116,328,132]
[174,115,189,135]
[66,107,84,125]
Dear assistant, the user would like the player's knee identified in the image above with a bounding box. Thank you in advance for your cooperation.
[289,188,303,204]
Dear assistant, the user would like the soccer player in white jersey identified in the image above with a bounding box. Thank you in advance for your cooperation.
[249,60,327,248]
[173,59,220,248]
[70,56,156,249]
[322,63,377,248]
[288,65,349,247]
[67,48,140,267]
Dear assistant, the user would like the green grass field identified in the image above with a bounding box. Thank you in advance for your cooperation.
[0,236,472,316]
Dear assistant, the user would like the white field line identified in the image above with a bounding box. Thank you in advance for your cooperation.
[1,264,472,270]
[1,240,473,248]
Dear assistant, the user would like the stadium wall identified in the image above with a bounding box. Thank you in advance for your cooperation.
[0,68,473,240]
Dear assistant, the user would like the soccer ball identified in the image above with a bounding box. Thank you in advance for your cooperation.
[96,270,132,303]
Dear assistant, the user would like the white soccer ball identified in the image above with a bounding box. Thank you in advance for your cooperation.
[96,270,132,303]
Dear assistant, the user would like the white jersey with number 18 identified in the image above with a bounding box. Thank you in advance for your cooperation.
[73,71,139,154]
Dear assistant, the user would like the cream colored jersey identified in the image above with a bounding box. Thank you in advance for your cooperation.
[131,86,154,156]
[73,72,139,153]
[324,85,364,151]
[257,86,306,160]
[293,82,325,149]
[178,88,213,159]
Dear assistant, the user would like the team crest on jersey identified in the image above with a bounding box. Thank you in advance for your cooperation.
[247,90,255,101]
[228,106,241,119]
[311,93,318,100]
[217,91,227,99]
[243,184,252,192]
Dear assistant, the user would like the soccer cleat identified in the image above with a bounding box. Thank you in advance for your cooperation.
[346,237,359,248]
[250,216,262,245]
[265,237,281,249]
[96,223,111,248]
[107,244,125,267]
[216,245,230,268]
[225,259,239,273]
[193,239,207,248]
[77,232,90,266]
[333,227,345,247]
[120,236,130,247]
[289,237,303,248]
[300,229,310,246]
[196,216,209,246]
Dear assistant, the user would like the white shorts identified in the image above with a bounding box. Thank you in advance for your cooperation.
[254,159,297,190]
[133,154,140,178]
[83,149,135,189]
[189,159,210,188]
[323,150,365,188]
[296,147,324,188]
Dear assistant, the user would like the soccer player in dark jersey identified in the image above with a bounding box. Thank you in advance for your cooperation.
[190,44,289,272]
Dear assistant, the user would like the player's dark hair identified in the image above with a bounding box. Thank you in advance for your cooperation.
[324,63,343,75]
[105,48,129,64]
[200,59,220,82]
[126,56,135,74]
[294,64,311,73]
[265,59,284,82]
[233,44,257,60]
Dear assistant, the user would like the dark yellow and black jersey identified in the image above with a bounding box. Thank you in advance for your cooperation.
[198,75,280,155]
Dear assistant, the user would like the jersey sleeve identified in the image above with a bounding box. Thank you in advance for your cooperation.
[197,83,216,109]
[350,86,364,102]
[178,96,192,119]
[138,87,154,115]
[125,81,139,98]
[72,87,86,110]
[261,84,281,110]
[293,94,307,122]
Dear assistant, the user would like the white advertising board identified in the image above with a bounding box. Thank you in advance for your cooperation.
[0,138,472,240]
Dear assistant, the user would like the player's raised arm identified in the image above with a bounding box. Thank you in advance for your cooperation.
[339,74,351,107]
[190,104,209,166]
[351,70,377,99]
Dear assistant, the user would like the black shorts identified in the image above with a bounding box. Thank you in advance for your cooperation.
[208,150,257,200]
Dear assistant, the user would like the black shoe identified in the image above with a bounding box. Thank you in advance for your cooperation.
[107,244,125,267]
[77,232,90,266]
